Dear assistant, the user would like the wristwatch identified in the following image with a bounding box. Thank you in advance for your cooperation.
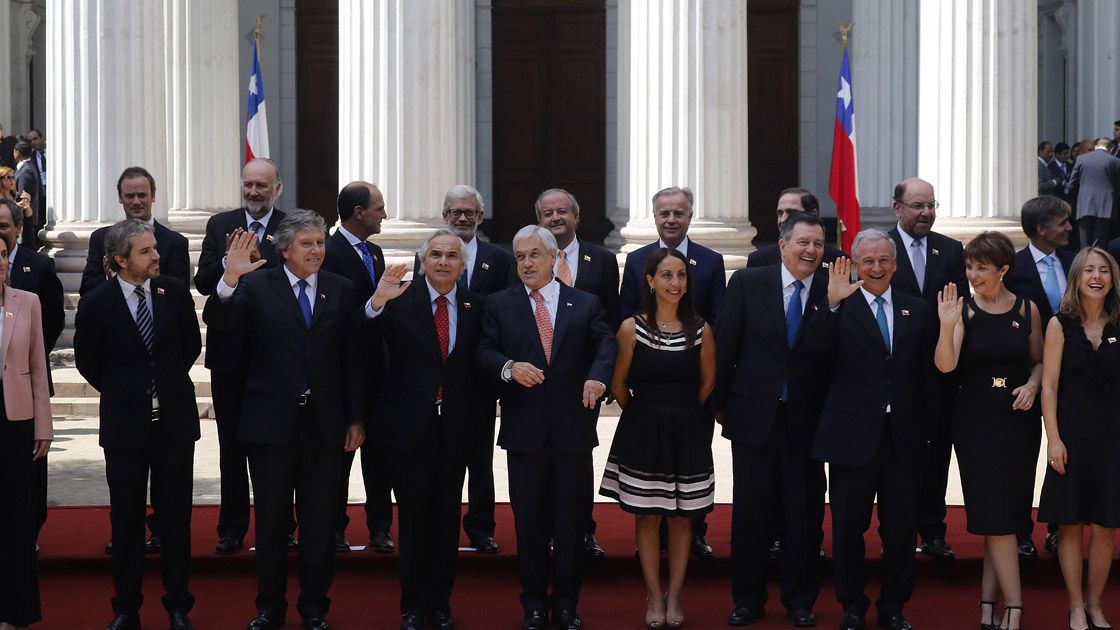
[501,360,513,382]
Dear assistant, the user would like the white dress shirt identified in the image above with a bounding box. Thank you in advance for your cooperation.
[117,275,158,407]
[524,278,560,326]
[463,236,479,286]
[657,237,690,258]
[780,263,814,314]
[860,286,894,343]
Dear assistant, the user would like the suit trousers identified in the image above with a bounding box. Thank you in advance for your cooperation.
[104,419,195,616]
[212,372,250,540]
[507,447,594,615]
[730,406,825,612]
[391,410,467,616]
[355,441,395,537]
[829,422,918,617]
[462,402,498,541]
[917,382,955,543]
[246,404,341,621]
[32,453,47,539]
[0,412,41,626]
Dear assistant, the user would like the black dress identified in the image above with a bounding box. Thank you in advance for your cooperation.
[1038,314,1120,527]
[599,316,714,516]
[953,296,1040,535]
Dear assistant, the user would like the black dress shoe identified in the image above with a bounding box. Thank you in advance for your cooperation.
[1045,529,1059,554]
[106,613,140,630]
[522,610,548,630]
[170,610,193,629]
[876,613,911,630]
[728,605,764,625]
[918,538,955,560]
[104,541,114,555]
[691,534,713,559]
[768,538,783,562]
[471,536,499,554]
[302,617,328,630]
[584,533,605,559]
[370,530,395,553]
[145,534,162,554]
[286,535,299,552]
[400,613,425,630]
[429,609,456,630]
[1017,533,1038,559]
[216,536,244,555]
[555,610,583,629]
[840,611,865,630]
[334,532,351,553]
[788,608,816,627]
[247,612,284,630]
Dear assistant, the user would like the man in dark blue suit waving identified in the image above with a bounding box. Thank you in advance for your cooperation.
[478,225,617,630]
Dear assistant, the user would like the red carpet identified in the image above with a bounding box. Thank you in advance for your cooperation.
[36,504,1118,629]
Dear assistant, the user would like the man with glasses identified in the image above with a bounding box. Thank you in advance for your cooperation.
[887,178,968,563]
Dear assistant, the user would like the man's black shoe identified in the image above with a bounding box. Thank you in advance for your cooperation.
[876,613,912,630]
[286,535,299,552]
[334,532,351,553]
[555,610,582,629]
[839,611,865,630]
[1044,529,1059,554]
[788,608,816,627]
[370,530,395,553]
[728,605,764,625]
[104,541,113,555]
[216,536,244,555]
[522,610,548,630]
[584,533,604,559]
[247,612,283,630]
[429,609,456,630]
[302,617,329,630]
[768,538,783,562]
[918,538,955,560]
[170,610,193,629]
[471,536,499,554]
[105,614,140,630]
[400,613,425,630]
[1016,533,1038,559]
[691,534,713,559]
[145,534,162,554]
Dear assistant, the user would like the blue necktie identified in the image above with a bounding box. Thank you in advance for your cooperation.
[781,279,804,401]
[250,220,264,243]
[297,279,313,327]
[1042,256,1062,314]
[358,243,377,285]
[874,295,891,354]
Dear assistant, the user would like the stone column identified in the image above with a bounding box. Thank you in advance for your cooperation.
[338,0,475,257]
[164,0,242,237]
[6,0,41,135]
[42,0,170,286]
[615,0,754,262]
[1073,0,1120,139]
[917,0,1036,239]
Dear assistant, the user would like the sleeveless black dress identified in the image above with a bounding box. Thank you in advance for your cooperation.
[953,296,1040,535]
[1038,314,1120,527]
[599,317,715,516]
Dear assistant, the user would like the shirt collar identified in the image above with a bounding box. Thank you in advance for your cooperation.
[1028,241,1057,264]
[464,235,479,260]
[117,275,152,299]
[524,278,560,303]
[7,243,17,265]
[561,237,579,260]
[779,262,814,292]
[283,265,317,291]
[426,278,457,304]
[861,286,892,308]
[336,224,364,248]
[245,207,275,229]
[16,158,29,169]
[895,224,922,250]
[658,237,690,257]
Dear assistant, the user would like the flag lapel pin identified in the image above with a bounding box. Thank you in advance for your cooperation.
[320,293,327,301]
[464,302,472,310]
[21,266,30,273]
[1110,337,1117,344]
[156,287,166,296]
[901,309,910,316]
[266,234,274,242]
[689,258,697,266]
[931,248,940,256]
[583,254,591,262]
[566,302,573,307]
[1011,321,1020,329]
[481,262,490,270]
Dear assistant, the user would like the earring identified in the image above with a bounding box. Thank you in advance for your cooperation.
[649,286,655,293]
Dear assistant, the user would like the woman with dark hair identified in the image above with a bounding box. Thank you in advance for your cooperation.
[599,247,715,629]
[1038,246,1120,630]
[935,231,1042,630]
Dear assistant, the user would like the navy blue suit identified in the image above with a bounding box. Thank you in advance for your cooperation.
[81,220,191,296]
[619,239,726,324]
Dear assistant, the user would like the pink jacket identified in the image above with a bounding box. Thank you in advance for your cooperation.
[2,286,53,440]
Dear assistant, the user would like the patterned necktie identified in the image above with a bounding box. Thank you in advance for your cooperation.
[874,295,891,354]
[297,280,313,327]
[358,243,378,285]
[910,239,926,293]
[434,295,450,401]
[134,286,154,353]
[1042,256,1062,314]
[531,289,553,364]
[781,279,804,401]
[249,220,264,243]
[556,250,573,286]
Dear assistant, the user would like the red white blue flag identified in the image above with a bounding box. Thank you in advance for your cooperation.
[245,37,270,162]
[829,43,860,253]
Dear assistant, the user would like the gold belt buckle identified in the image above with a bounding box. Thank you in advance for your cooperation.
[991,377,1007,388]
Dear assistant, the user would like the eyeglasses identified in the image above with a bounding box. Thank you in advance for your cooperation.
[0,175,14,181]
[897,201,939,211]
[446,209,481,219]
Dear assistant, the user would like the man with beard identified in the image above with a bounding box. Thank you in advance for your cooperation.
[194,158,290,555]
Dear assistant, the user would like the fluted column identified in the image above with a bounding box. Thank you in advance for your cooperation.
[616,0,754,259]
[7,0,42,138]
[917,0,1036,235]
[338,0,475,257]
[164,0,242,237]
[42,0,170,284]
[1073,0,1120,138]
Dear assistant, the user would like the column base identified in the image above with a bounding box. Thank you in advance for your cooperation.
[933,218,1027,249]
[373,219,444,264]
[616,217,756,269]
[40,221,114,294]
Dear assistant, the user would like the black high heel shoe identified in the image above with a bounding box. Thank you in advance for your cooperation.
[1087,604,1113,630]
[999,605,1022,630]
[980,600,998,630]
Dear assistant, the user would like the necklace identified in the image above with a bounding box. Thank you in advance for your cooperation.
[656,319,679,331]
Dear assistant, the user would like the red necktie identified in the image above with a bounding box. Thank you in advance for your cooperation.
[434,295,450,400]
[531,289,553,364]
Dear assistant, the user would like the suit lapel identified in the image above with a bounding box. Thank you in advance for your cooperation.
[269,267,308,329]
[111,282,149,354]
[793,270,828,347]
[515,286,548,364]
[411,282,443,362]
[891,230,921,295]
[552,284,576,361]
[892,297,912,353]
[9,247,28,286]
[763,267,789,353]
[449,290,478,361]
[851,293,889,354]
[469,243,491,292]
[574,246,592,291]
[149,279,171,350]
[1,289,18,358]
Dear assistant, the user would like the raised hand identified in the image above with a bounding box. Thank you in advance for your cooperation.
[222,230,267,288]
[937,283,964,326]
[826,256,864,308]
[370,263,412,310]
[16,191,32,218]
[226,227,262,263]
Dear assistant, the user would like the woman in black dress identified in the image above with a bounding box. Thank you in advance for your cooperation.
[1039,246,1120,630]
[935,232,1042,630]
[599,248,715,629]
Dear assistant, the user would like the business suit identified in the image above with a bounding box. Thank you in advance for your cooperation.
[1069,149,1120,246]
[566,239,621,330]
[477,280,617,616]
[1038,158,1062,197]
[415,238,518,543]
[620,239,726,324]
[203,265,364,621]
[888,227,967,546]
[14,160,39,250]
[1005,246,1075,325]
[806,289,932,618]
[0,286,53,627]
[714,265,829,614]
[372,280,485,617]
[747,242,847,269]
[74,275,201,619]
[322,228,389,543]
[194,208,286,545]
[81,220,191,296]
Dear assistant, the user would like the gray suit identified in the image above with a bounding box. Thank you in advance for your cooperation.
[1038,158,1061,197]
[1069,148,1120,246]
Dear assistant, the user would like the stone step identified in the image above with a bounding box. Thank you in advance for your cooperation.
[51,346,209,369]
[50,366,213,397]
[50,396,214,419]
[63,291,210,311]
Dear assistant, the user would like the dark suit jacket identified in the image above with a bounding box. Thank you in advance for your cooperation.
[1069,149,1120,219]
[413,238,517,297]
[746,242,847,269]
[14,160,39,218]
[477,281,617,452]
[371,281,486,456]
[569,240,621,330]
[80,220,191,296]
[888,228,968,305]
[322,229,385,311]
[202,266,364,448]
[619,240,726,325]
[713,266,830,454]
[193,208,287,296]
[74,276,201,450]
[9,245,65,395]
[1004,246,1075,323]
[806,290,933,468]
[0,136,15,169]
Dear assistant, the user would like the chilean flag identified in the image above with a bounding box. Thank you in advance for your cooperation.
[245,38,270,162]
[829,44,860,253]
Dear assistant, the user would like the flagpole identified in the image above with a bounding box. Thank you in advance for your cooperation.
[253,15,265,58]
[836,21,853,251]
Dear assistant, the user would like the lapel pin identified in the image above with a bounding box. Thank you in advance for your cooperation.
[21,266,30,273]
[811,304,818,312]
[481,262,490,270]
[583,254,591,262]
[901,309,910,316]
[320,293,327,300]
[689,258,697,266]
[931,248,940,256]
[266,234,274,242]
[4,311,12,318]
[156,287,165,295]
[1011,321,1020,329]
[566,302,573,307]
[1110,337,1117,344]
[464,302,472,310]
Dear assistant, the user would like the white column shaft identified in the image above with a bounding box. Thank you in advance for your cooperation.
[1074,0,1120,139]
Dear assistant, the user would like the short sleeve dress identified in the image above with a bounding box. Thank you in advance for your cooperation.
[598,316,715,516]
